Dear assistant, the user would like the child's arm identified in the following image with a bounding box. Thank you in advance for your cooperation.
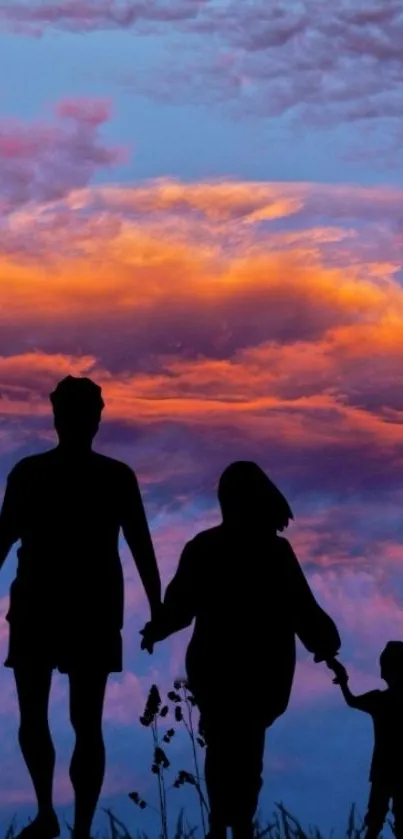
[327,659,357,707]
[327,658,379,712]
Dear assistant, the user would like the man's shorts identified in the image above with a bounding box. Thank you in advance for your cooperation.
[4,620,123,673]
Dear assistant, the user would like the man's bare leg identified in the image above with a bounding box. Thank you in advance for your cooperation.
[14,665,60,839]
[68,669,109,839]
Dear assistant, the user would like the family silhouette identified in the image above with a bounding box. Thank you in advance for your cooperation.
[0,376,398,839]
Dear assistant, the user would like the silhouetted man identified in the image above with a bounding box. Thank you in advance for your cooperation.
[0,376,162,839]
[142,461,341,839]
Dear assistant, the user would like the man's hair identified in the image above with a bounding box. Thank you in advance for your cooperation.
[218,460,294,531]
[50,376,105,412]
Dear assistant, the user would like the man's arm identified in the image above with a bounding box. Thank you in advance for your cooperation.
[120,467,161,620]
[0,469,20,571]
[282,539,341,661]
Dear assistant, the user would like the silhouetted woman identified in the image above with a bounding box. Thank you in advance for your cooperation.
[141,461,341,839]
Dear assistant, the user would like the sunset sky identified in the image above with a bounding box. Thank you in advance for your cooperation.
[1,1,403,835]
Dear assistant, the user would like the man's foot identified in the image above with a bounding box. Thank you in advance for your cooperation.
[15,811,60,839]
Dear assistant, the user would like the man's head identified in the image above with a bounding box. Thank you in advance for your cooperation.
[50,376,105,448]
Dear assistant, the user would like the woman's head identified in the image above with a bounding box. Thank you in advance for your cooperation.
[217,461,293,531]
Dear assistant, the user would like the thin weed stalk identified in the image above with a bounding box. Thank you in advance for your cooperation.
[169,680,208,836]
[134,685,170,839]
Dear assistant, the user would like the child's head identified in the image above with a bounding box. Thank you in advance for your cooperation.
[380,641,403,687]
[217,460,293,532]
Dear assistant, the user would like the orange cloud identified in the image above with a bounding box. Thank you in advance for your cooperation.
[1,179,403,508]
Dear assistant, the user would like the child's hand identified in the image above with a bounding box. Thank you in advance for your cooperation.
[327,658,349,686]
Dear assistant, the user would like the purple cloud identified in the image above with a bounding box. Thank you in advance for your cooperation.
[0,99,125,213]
[0,0,209,34]
[3,0,403,161]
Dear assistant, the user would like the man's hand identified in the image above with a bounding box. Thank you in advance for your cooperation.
[140,621,155,655]
[326,658,349,686]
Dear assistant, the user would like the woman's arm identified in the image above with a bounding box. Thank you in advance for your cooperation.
[282,539,341,661]
[141,539,198,649]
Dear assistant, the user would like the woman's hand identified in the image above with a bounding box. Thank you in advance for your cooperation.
[326,658,349,686]
[313,645,340,663]
[140,621,155,654]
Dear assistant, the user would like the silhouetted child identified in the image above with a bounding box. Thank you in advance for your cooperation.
[328,643,403,839]
[141,461,341,839]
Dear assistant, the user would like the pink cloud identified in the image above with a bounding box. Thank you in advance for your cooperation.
[0,0,207,34]
[104,671,145,725]
[0,99,126,213]
[0,762,134,807]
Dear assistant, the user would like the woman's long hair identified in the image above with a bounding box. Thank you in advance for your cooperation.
[218,461,293,532]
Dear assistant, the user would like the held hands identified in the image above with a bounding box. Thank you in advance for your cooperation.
[140,602,164,655]
[313,645,340,664]
[312,645,349,686]
[140,601,164,655]
[326,657,349,686]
